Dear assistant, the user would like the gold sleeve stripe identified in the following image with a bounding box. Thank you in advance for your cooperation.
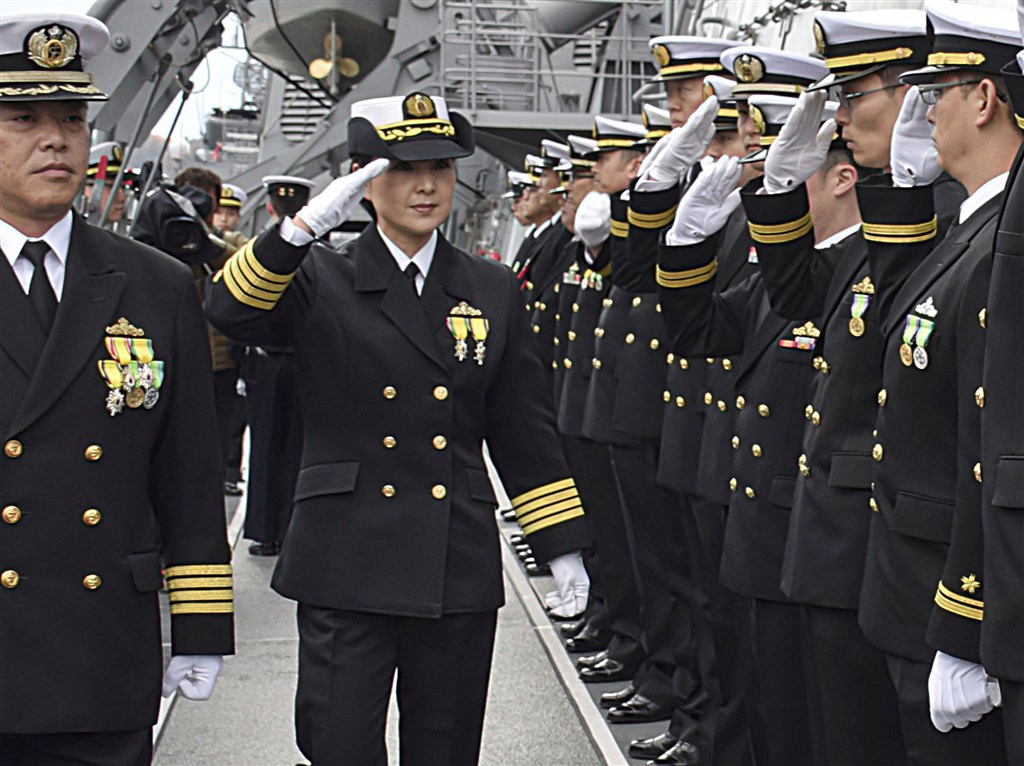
[656,260,717,289]
[935,586,983,621]
[165,564,233,578]
[522,507,586,535]
[235,252,292,294]
[937,581,984,608]
[512,478,576,508]
[222,262,278,311]
[167,577,233,590]
[170,602,234,615]
[241,244,292,284]
[628,205,678,229]
[610,219,629,238]
[518,497,584,527]
[826,46,914,70]
[228,259,287,302]
[169,590,234,602]
[747,212,812,236]
[862,216,937,236]
[514,487,579,516]
[749,216,813,245]
[863,232,936,244]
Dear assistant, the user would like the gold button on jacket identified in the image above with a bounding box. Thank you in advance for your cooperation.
[432,484,447,499]
[4,440,23,459]
[82,509,102,526]
[84,445,103,461]
[2,505,22,524]
[1,570,19,588]
[82,574,102,590]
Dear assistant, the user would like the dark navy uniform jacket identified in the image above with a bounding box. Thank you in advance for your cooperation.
[205,224,589,618]
[0,214,234,733]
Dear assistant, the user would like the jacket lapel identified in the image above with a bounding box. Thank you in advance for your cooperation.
[356,226,448,371]
[8,216,126,437]
[881,195,1001,337]
[820,235,868,328]
[0,254,46,380]
[734,282,793,379]
[716,210,755,290]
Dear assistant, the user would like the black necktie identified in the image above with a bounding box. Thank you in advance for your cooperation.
[21,240,57,332]
[404,261,421,298]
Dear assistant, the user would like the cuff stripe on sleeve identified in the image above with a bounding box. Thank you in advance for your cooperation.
[656,260,717,289]
[165,564,234,616]
[610,219,629,238]
[862,215,938,244]
[628,205,678,229]
[748,212,813,244]
[934,581,983,621]
[511,478,585,535]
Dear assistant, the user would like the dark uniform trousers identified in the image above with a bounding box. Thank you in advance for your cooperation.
[241,347,302,546]
[659,208,761,766]
[557,256,645,668]
[857,179,1008,765]
[205,224,589,764]
[979,66,1024,765]
[659,227,825,766]
[0,214,234,758]
[213,366,246,484]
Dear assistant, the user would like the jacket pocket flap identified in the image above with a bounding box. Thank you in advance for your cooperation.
[294,461,359,501]
[467,468,498,505]
[127,551,164,593]
[887,492,954,543]
[828,452,874,489]
[769,475,796,508]
[992,456,1024,509]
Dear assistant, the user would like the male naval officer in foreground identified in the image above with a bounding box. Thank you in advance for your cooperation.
[206,92,591,765]
[0,12,233,765]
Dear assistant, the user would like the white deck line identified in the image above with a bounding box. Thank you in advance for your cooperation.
[501,541,628,766]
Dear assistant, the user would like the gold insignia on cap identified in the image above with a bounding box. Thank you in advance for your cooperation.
[105,317,145,337]
[750,104,766,135]
[652,44,671,68]
[813,22,826,56]
[735,54,764,83]
[28,25,79,70]
[702,81,714,101]
[405,93,435,118]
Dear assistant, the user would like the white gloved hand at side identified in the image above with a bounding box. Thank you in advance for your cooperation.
[162,655,224,701]
[891,87,941,188]
[548,550,590,619]
[928,651,999,732]
[635,96,719,192]
[294,158,390,237]
[666,156,743,246]
[575,191,612,249]
[763,90,836,194]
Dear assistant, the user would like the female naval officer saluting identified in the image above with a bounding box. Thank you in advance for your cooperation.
[205,92,591,765]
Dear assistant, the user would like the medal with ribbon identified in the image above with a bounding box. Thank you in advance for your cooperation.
[849,276,874,337]
[96,317,164,416]
[913,318,934,370]
[899,315,920,367]
[447,302,490,365]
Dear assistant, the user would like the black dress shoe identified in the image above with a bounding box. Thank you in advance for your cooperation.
[650,740,702,765]
[599,683,636,709]
[629,732,678,758]
[224,481,243,496]
[559,619,585,637]
[575,649,608,669]
[579,657,634,683]
[607,693,673,724]
[248,541,280,556]
[565,625,608,653]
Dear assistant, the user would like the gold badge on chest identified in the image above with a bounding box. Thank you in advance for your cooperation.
[96,317,165,416]
[446,302,490,365]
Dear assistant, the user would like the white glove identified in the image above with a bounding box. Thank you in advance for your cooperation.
[575,191,611,249]
[928,651,999,732]
[162,655,224,701]
[763,90,836,194]
[294,158,390,237]
[666,156,743,246]
[548,550,590,619]
[635,96,719,192]
[891,87,941,188]
[635,130,673,185]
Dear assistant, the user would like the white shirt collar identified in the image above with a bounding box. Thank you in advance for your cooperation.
[377,225,438,282]
[532,210,562,239]
[1,211,73,269]
[814,222,862,250]
[959,173,1009,224]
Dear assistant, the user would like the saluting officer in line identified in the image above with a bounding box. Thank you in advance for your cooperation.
[0,13,233,765]
[206,92,591,765]
[977,23,1024,764]
[81,140,130,224]
[853,2,1021,762]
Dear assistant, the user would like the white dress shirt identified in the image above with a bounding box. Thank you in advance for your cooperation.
[377,226,438,295]
[1,211,72,300]
[958,173,1009,224]
[814,222,862,251]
